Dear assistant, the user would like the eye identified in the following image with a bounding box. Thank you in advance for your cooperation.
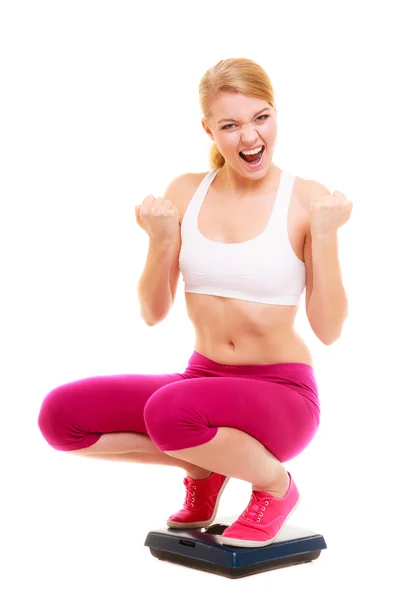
[221,114,270,130]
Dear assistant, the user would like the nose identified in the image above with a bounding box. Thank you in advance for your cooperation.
[240,122,260,145]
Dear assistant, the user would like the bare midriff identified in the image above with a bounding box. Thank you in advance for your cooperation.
[186,294,313,366]
[178,164,314,367]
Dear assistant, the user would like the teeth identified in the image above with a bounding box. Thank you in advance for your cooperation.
[242,146,263,155]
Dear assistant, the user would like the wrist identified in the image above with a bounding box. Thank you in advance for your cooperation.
[148,236,174,250]
[311,230,338,241]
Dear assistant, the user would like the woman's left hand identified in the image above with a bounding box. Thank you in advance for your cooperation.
[309,191,353,237]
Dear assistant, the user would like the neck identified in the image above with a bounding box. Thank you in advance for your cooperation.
[217,162,279,199]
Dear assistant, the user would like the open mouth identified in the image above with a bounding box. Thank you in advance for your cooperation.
[239,145,265,166]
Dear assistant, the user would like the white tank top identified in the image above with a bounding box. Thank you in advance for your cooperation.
[179,168,306,305]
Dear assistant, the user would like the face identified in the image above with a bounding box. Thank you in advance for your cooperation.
[202,92,278,179]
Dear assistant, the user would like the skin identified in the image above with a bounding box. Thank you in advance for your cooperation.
[69,92,315,499]
[184,91,313,367]
[201,90,279,196]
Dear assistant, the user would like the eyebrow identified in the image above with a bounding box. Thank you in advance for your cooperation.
[217,107,271,124]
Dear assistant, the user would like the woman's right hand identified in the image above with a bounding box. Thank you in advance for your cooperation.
[135,195,180,243]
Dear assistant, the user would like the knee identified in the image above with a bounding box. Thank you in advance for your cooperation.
[37,384,73,450]
[143,388,177,433]
[143,384,191,437]
[143,384,209,451]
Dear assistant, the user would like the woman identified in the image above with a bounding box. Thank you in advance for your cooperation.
[38,58,352,548]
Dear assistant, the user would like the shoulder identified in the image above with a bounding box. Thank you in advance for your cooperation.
[295,176,331,231]
[164,171,208,195]
[163,171,209,223]
[297,176,331,212]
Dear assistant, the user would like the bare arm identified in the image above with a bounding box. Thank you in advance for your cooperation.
[136,174,188,326]
[137,238,174,326]
[307,232,348,344]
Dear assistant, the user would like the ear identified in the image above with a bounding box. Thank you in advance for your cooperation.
[201,119,215,141]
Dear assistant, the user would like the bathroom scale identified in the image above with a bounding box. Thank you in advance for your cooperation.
[144,515,327,578]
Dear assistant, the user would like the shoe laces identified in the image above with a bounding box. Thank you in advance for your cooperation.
[183,477,197,510]
[241,491,270,523]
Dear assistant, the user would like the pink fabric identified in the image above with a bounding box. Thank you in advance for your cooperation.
[38,350,320,462]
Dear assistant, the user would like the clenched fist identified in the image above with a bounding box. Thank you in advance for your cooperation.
[135,195,179,243]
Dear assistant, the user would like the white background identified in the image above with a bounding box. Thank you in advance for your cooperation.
[1,0,399,597]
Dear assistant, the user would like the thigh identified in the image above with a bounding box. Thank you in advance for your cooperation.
[38,371,186,451]
[146,376,319,462]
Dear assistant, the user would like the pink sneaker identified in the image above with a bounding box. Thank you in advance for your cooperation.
[167,472,230,529]
[221,472,300,547]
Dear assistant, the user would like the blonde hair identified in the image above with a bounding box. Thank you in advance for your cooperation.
[199,58,276,170]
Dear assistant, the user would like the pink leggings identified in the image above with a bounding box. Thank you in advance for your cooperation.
[37,350,321,463]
